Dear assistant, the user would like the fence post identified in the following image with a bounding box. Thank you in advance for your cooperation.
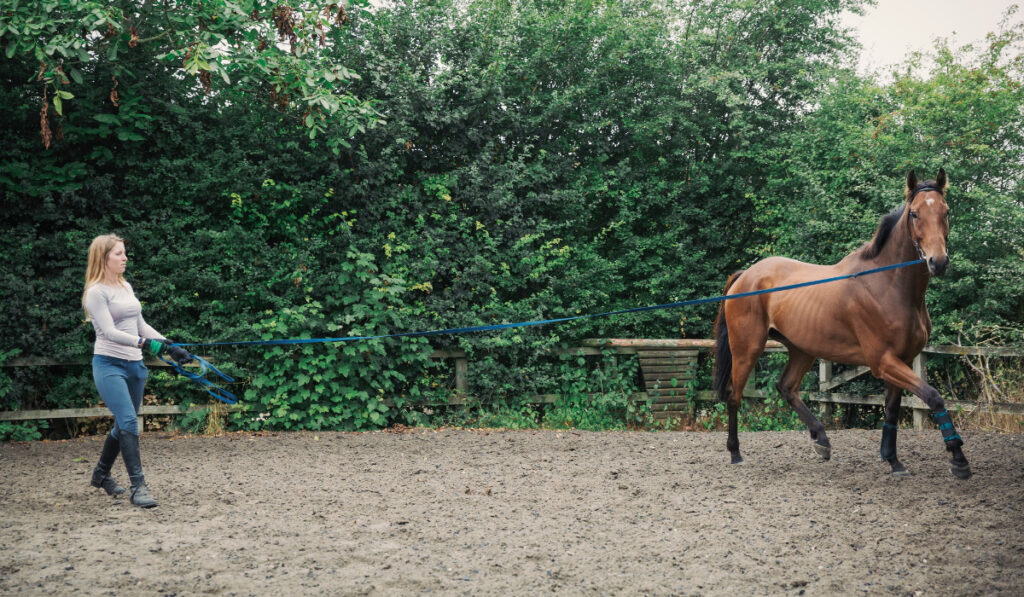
[818,360,834,426]
[912,353,928,430]
[455,356,468,402]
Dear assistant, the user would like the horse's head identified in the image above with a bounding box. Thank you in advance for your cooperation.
[906,168,950,276]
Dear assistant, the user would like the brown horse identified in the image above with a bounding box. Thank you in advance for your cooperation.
[714,169,971,479]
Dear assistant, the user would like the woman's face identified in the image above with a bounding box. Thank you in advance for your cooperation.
[106,241,127,277]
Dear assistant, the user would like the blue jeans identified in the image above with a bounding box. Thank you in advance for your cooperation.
[92,355,148,438]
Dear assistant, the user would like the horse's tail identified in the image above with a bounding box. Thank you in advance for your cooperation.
[713,270,745,402]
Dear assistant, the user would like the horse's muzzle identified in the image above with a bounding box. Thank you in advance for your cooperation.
[928,256,950,276]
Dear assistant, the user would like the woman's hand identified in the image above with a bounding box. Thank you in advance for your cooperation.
[166,344,194,365]
[141,338,193,365]
[141,338,166,356]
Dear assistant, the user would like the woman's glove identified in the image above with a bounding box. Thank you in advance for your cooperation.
[166,343,194,365]
[142,338,194,365]
[141,338,166,356]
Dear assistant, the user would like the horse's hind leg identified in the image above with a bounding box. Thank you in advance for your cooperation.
[726,382,745,464]
[726,322,767,465]
[881,383,910,476]
[775,349,831,460]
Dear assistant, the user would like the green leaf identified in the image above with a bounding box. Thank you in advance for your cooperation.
[115,130,145,142]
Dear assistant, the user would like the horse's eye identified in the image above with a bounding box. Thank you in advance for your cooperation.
[910,211,918,219]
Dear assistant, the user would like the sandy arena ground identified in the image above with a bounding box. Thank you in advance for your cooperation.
[2,428,1022,596]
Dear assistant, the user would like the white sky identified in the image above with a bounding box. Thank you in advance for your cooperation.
[842,0,1019,74]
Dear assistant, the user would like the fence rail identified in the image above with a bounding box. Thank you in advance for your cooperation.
[0,350,466,431]
[2,340,1022,431]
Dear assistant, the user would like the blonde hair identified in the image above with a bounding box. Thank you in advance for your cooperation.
[82,234,126,320]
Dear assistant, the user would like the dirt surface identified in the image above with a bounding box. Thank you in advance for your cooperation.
[2,428,1022,596]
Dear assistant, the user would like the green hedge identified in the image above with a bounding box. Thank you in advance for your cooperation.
[2,0,1021,437]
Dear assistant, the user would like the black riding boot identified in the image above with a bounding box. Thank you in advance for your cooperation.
[90,433,126,496]
[118,429,158,508]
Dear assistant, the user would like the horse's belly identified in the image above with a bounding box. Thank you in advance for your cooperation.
[765,286,865,363]
[771,324,866,364]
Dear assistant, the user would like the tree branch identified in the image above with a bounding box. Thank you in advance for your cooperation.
[138,29,173,45]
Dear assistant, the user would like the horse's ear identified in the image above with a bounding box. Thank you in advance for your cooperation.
[905,171,918,201]
[936,168,948,194]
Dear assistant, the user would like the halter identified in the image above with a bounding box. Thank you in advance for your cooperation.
[907,185,941,261]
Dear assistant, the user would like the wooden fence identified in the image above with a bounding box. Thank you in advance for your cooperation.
[580,339,1024,428]
[0,351,466,431]
[3,340,1023,431]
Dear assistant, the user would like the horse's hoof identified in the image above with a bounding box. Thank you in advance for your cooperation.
[813,442,831,461]
[888,459,911,477]
[950,463,972,480]
[730,453,744,465]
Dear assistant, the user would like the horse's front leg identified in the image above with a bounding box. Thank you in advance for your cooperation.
[930,406,971,479]
[878,354,971,479]
[881,383,910,476]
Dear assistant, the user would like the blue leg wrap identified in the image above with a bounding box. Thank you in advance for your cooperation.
[880,423,898,461]
[932,409,963,448]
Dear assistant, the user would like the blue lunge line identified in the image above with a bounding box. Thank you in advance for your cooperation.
[171,259,923,402]
[158,353,238,404]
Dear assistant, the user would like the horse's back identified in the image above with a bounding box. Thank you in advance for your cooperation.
[729,256,836,292]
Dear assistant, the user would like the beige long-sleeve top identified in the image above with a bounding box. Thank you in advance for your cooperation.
[84,281,162,360]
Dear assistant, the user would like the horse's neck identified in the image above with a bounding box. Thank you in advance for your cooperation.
[873,212,931,307]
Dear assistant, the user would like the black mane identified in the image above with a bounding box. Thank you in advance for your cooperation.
[860,205,905,260]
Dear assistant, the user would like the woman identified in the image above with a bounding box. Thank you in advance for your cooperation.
[82,234,192,508]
